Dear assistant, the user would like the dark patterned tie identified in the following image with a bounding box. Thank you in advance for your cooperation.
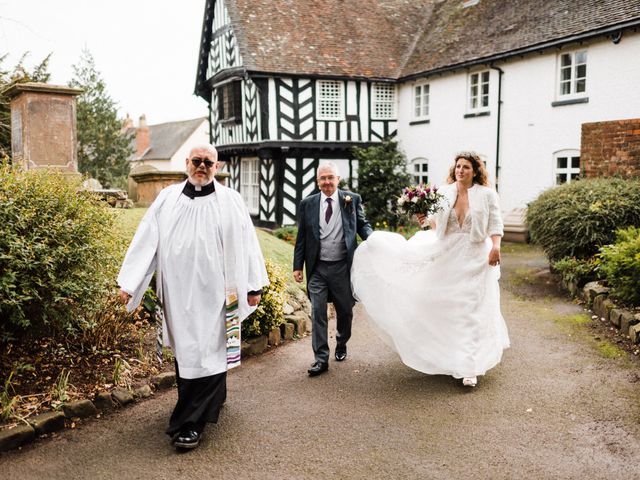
[325,197,333,223]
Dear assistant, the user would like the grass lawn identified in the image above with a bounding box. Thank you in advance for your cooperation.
[114,208,294,275]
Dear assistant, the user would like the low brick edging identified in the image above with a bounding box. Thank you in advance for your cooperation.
[0,371,177,453]
[0,287,312,454]
[568,280,640,345]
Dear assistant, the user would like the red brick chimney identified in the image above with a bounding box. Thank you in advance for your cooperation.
[136,114,150,158]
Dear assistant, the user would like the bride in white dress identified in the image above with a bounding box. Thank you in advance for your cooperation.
[351,152,509,387]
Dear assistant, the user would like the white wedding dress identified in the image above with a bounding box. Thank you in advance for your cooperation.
[351,209,510,378]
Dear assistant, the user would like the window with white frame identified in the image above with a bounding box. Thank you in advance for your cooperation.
[468,70,490,112]
[413,83,429,119]
[240,158,259,214]
[554,150,580,185]
[316,80,344,120]
[372,83,396,120]
[558,50,587,97]
[411,158,429,185]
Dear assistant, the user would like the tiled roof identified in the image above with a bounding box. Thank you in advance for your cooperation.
[205,0,640,82]
[225,0,434,79]
[401,0,640,78]
[128,117,207,161]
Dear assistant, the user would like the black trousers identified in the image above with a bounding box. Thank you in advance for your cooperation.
[307,259,354,364]
[166,361,227,437]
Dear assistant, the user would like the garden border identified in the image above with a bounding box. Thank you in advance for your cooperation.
[0,287,311,453]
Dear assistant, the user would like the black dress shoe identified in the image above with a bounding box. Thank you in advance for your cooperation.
[173,430,201,449]
[335,347,347,362]
[307,361,329,377]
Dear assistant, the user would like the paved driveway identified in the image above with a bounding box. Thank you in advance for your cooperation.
[3,244,639,479]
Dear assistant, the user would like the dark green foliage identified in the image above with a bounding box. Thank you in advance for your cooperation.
[0,53,51,157]
[69,49,132,189]
[526,178,640,261]
[599,227,640,306]
[242,260,286,338]
[273,226,297,246]
[552,256,600,287]
[0,163,126,341]
[352,139,411,227]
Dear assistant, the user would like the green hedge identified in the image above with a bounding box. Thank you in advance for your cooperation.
[0,164,125,341]
[599,226,640,306]
[527,178,640,261]
[551,256,600,287]
[242,259,286,338]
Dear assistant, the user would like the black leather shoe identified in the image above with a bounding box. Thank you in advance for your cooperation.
[307,361,329,377]
[173,430,201,449]
[335,348,347,362]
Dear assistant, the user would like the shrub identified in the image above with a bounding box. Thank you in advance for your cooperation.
[599,226,640,306]
[273,226,297,246]
[352,139,411,228]
[552,256,600,287]
[527,178,640,261]
[242,259,286,338]
[0,164,126,341]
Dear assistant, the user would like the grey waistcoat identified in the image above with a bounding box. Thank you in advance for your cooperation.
[319,198,347,261]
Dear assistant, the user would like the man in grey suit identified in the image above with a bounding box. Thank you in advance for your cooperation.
[293,162,373,376]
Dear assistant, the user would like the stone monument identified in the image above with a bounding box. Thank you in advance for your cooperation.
[5,82,83,172]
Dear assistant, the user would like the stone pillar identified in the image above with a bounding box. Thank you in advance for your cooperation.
[4,82,83,172]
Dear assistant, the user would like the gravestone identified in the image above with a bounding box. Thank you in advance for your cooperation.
[5,82,83,173]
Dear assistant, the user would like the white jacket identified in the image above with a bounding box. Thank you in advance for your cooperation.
[433,183,504,243]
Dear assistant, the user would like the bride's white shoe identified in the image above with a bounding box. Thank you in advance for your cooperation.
[462,377,477,387]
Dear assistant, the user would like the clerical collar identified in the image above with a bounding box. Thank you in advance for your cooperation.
[182,180,216,199]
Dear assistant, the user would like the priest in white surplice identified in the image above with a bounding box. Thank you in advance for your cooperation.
[117,144,268,450]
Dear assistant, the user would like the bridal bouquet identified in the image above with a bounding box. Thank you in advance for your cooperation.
[396,184,445,218]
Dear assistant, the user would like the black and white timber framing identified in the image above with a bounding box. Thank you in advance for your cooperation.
[195,0,396,226]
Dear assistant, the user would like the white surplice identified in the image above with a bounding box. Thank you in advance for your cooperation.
[117,180,269,379]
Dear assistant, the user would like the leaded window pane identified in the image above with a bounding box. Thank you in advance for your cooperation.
[318,80,343,120]
[373,83,396,119]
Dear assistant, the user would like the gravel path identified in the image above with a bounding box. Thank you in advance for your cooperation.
[3,244,639,479]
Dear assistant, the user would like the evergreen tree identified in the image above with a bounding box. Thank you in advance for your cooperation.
[352,139,411,228]
[69,49,132,189]
[0,53,51,158]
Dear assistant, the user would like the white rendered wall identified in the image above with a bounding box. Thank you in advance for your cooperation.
[169,120,211,171]
[396,31,640,213]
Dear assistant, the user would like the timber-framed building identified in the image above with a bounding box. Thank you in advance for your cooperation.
[196,0,640,227]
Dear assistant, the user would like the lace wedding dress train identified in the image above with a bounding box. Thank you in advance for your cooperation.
[351,210,510,379]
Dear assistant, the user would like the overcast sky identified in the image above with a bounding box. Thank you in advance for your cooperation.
[0,0,209,125]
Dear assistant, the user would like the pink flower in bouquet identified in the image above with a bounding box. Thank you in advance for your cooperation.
[396,184,445,218]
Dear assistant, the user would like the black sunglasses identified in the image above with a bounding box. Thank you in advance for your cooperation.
[191,157,216,168]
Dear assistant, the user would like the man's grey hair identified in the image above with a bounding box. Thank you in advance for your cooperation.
[317,161,339,177]
[189,144,218,159]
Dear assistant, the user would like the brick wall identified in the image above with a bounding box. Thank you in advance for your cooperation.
[581,119,640,178]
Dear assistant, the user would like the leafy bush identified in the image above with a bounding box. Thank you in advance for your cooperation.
[0,164,126,341]
[242,259,286,338]
[552,256,600,287]
[599,226,640,306]
[273,226,297,246]
[352,139,411,228]
[527,178,640,261]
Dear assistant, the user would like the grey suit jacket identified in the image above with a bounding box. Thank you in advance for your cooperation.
[293,189,373,284]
